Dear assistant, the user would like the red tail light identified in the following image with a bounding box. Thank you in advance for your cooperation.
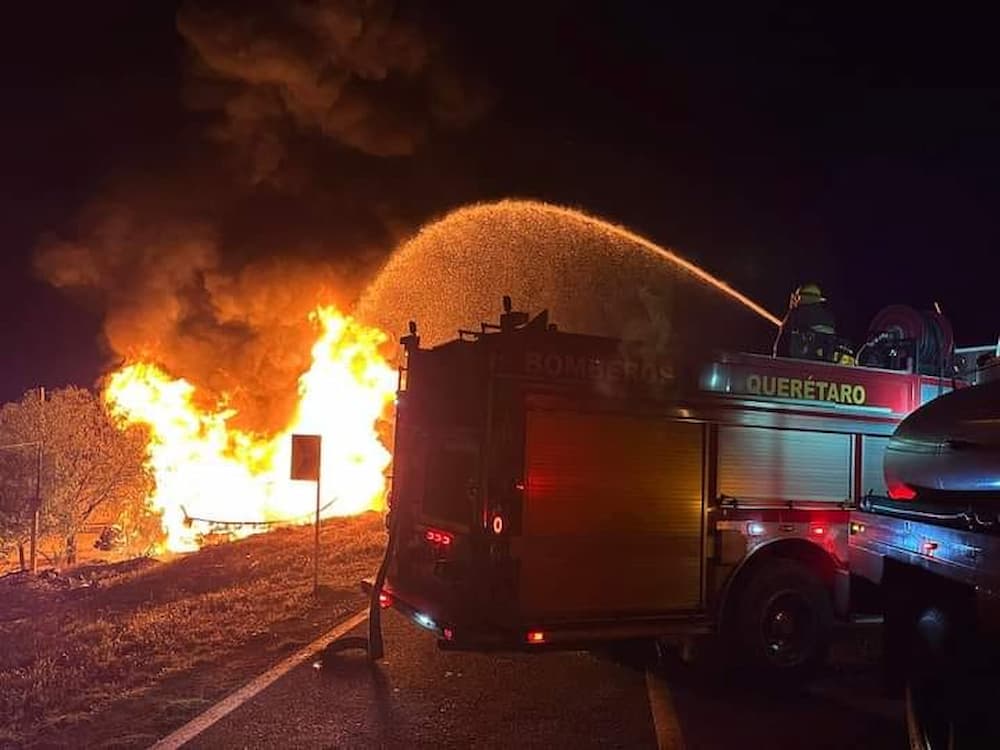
[378,591,393,608]
[811,526,826,536]
[424,528,454,546]
[526,630,546,644]
[888,483,918,501]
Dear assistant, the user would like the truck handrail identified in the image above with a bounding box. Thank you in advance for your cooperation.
[859,495,1000,532]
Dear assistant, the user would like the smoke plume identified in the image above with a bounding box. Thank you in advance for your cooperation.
[178,0,490,178]
[35,194,368,433]
[36,0,491,434]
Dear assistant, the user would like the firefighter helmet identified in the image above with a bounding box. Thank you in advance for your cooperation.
[793,282,825,306]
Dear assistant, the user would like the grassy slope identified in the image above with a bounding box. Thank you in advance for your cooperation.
[0,513,385,749]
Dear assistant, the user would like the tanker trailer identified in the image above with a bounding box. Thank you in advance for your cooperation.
[850,380,1000,749]
[883,379,1000,499]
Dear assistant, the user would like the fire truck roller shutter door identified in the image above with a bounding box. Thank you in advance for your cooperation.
[860,436,890,498]
[520,410,704,619]
[718,426,852,503]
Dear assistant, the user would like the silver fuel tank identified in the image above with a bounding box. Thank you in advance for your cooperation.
[884,380,1000,497]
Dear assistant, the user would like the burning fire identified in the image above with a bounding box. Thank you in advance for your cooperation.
[104,305,397,551]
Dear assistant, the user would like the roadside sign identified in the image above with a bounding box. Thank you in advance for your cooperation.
[290,434,322,481]
[291,434,324,593]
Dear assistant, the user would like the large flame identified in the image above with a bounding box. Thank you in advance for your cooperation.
[104,305,397,551]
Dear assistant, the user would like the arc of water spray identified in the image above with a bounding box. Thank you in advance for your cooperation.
[543,204,783,328]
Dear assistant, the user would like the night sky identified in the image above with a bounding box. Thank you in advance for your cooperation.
[3,2,1000,403]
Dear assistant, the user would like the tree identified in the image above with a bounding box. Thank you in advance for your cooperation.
[0,387,161,568]
[0,444,36,569]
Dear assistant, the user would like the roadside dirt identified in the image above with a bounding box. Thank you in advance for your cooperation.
[0,513,385,749]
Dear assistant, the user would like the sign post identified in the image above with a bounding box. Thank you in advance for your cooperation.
[290,434,322,593]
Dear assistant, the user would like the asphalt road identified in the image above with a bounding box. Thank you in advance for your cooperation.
[183,611,908,749]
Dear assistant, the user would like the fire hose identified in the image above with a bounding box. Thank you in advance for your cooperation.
[321,505,400,662]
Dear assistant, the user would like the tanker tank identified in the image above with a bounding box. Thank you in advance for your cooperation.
[884,380,1000,498]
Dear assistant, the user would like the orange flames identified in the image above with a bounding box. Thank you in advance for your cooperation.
[104,305,397,551]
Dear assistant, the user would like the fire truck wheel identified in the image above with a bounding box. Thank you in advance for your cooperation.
[733,558,833,686]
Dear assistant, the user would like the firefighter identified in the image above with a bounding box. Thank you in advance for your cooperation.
[772,282,837,360]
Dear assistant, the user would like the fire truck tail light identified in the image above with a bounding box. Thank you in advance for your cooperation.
[424,528,454,546]
[378,591,393,608]
[526,630,546,644]
[492,515,505,535]
[443,627,454,641]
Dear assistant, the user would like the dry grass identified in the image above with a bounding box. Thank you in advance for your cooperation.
[0,513,385,748]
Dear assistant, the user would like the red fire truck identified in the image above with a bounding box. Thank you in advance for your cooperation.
[368,298,970,682]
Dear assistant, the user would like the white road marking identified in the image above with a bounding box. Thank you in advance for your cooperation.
[645,668,687,750]
[149,608,369,750]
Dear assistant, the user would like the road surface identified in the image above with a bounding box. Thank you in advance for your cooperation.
[181,610,907,749]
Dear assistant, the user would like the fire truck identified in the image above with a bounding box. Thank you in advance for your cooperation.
[368,297,972,683]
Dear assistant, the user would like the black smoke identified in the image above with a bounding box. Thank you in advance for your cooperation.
[34,0,492,433]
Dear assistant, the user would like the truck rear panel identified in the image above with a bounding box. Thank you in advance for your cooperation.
[850,500,1000,597]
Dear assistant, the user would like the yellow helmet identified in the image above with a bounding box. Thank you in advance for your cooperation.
[793,282,825,306]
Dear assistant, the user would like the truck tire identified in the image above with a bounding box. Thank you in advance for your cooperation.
[904,605,1000,749]
[731,558,833,686]
[905,606,957,750]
